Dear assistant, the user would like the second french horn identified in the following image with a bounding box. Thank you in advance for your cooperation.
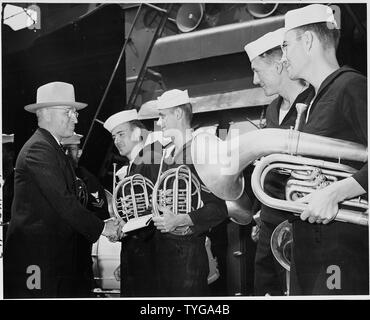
[152,164,203,235]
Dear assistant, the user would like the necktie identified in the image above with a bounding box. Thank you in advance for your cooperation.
[59,143,66,154]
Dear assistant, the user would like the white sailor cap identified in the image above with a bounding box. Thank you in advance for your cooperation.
[2,133,14,144]
[61,132,83,145]
[157,89,190,110]
[285,4,338,32]
[244,28,286,62]
[103,109,138,133]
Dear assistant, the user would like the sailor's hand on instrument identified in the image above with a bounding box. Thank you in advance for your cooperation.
[152,206,172,233]
[298,189,339,224]
[152,205,177,233]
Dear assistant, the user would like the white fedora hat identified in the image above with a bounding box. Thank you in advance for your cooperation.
[25,81,87,113]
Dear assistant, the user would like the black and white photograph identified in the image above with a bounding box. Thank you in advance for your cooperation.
[0,0,368,306]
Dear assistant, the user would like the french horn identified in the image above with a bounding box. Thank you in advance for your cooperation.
[152,164,203,235]
[112,174,155,233]
[191,128,368,226]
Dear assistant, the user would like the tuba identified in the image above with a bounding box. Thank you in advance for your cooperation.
[270,219,292,296]
[191,128,368,226]
[271,220,292,272]
[152,164,203,235]
[112,173,155,233]
[252,153,368,225]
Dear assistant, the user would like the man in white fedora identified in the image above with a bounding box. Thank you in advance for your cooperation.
[245,28,314,296]
[281,4,368,295]
[3,81,122,298]
[103,108,163,297]
[152,89,228,296]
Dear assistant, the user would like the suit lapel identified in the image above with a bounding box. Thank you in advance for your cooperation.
[37,128,77,193]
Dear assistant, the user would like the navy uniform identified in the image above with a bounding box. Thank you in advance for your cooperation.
[103,109,164,297]
[155,139,228,297]
[62,132,110,296]
[254,86,314,295]
[291,66,368,295]
[74,166,110,296]
[283,4,368,295]
[119,140,162,297]
[244,28,315,296]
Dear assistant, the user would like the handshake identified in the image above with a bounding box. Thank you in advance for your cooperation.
[101,217,125,242]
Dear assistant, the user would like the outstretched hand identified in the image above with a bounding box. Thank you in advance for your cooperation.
[102,217,125,241]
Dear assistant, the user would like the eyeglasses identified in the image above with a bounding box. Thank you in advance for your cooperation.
[49,107,79,119]
[281,34,303,54]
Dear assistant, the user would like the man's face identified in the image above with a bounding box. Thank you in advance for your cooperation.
[64,144,80,167]
[251,56,280,96]
[111,122,137,157]
[47,106,78,139]
[281,29,306,80]
[157,108,178,138]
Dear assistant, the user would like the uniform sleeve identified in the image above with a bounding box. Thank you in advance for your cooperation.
[265,100,276,128]
[26,142,104,242]
[352,164,368,191]
[187,170,228,234]
[80,167,110,221]
[340,75,368,191]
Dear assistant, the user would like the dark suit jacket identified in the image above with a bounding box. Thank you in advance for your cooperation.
[4,128,104,298]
